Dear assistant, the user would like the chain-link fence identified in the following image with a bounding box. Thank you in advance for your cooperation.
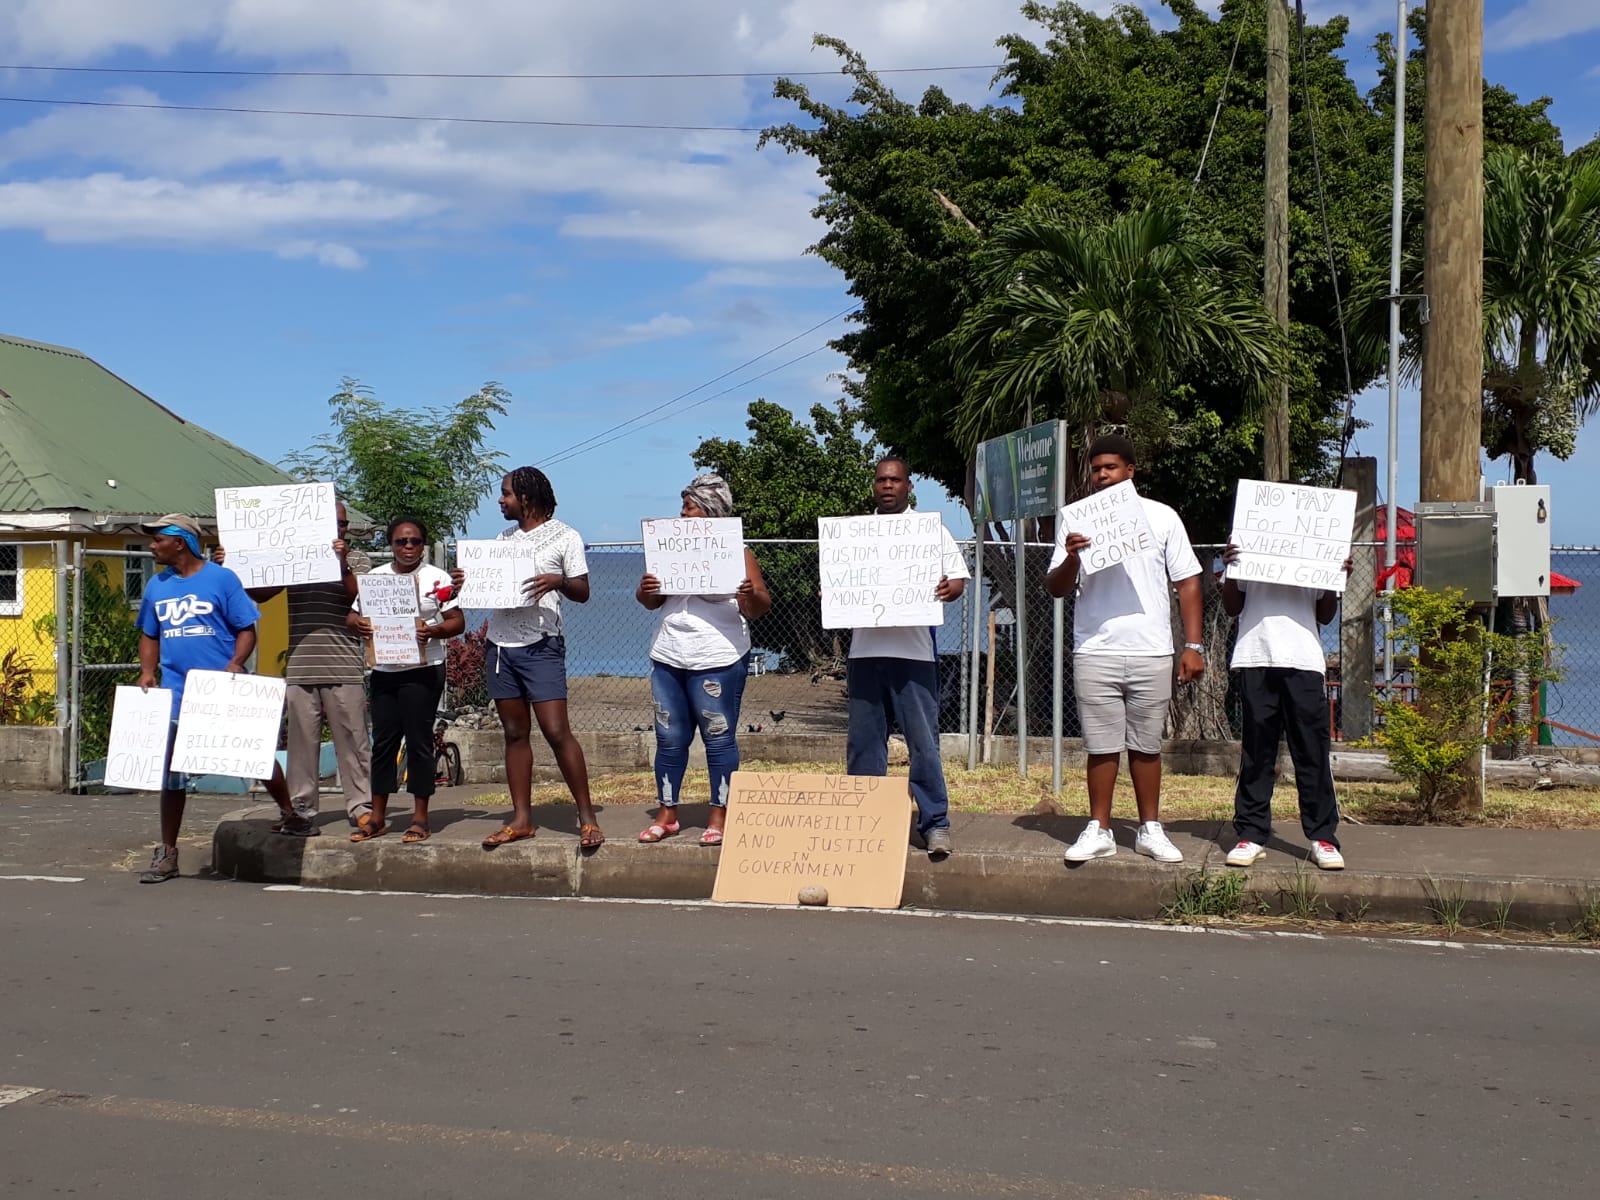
[0,540,66,728]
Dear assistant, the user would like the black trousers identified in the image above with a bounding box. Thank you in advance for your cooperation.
[370,664,446,798]
[1233,667,1339,847]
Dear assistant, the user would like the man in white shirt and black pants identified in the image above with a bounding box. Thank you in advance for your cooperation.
[1220,542,1347,870]
[1046,435,1205,864]
[845,457,969,859]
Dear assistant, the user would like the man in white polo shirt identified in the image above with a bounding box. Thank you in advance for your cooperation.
[1046,435,1205,864]
[1220,541,1347,870]
[845,456,969,859]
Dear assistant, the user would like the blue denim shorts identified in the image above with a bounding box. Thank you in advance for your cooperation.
[487,637,568,704]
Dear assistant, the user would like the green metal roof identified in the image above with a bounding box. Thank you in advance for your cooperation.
[0,332,293,518]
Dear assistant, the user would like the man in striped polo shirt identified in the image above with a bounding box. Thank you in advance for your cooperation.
[217,500,372,834]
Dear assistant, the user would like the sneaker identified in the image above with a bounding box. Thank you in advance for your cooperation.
[1310,841,1345,871]
[1225,840,1267,867]
[925,828,953,859]
[1134,821,1184,864]
[275,815,319,838]
[1063,821,1116,863]
[139,845,179,884]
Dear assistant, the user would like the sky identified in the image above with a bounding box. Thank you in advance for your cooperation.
[1,1,1598,545]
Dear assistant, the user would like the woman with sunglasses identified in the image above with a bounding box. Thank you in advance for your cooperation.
[351,517,464,843]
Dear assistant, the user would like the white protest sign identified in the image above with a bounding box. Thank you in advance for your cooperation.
[641,517,745,595]
[170,670,286,780]
[1227,480,1357,593]
[454,539,536,609]
[357,572,420,618]
[370,616,423,666]
[1057,479,1156,576]
[818,512,946,631]
[215,482,340,588]
[104,686,173,791]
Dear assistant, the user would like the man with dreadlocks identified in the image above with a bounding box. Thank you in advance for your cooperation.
[452,466,604,849]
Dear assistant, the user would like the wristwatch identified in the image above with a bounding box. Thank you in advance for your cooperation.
[1183,642,1205,653]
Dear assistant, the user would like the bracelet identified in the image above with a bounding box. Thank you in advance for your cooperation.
[1183,642,1204,653]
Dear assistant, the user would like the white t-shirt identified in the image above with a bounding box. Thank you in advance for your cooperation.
[650,594,750,671]
[1050,496,1202,656]
[1230,582,1328,673]
[485,520,588,648]
[849,524,970,663]
[355,562,460,672]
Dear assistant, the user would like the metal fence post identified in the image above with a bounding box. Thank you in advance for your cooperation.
[68,540,83,792]
[1014,520,1027,776]
[968,526,984,771]
[52,540,70,790]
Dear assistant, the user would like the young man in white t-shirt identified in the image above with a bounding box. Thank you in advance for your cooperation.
[1220,542,1348,870]
[845,457,969,858]
[1046,435,1205,864]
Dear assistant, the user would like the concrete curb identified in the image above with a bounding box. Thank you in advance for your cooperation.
[212,807,1600,930]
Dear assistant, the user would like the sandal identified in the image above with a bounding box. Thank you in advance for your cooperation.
[699,827,724,847]
[401,824,431,844]
[350,813,388,843]
[638,820,680,843]
[579,823,606,849]
[482,824,537,849]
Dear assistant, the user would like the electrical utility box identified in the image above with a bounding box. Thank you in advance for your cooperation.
[1414,501,1495,604]
[1491,483,1552,598]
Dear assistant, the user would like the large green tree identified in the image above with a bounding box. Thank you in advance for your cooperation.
[282,378,509,542]
[692,399,880,671]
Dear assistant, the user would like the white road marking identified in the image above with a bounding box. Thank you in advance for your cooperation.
[0,875,84,883]
[261,885,1600,957]
[0,1085,43,1108]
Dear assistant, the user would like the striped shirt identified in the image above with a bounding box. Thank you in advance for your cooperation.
[284,549,371,685]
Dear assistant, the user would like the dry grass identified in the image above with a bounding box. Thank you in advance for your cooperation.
[470,760,1600,829]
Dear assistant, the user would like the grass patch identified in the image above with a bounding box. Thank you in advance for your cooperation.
[466,760,1600,830]
[1280,861,1326,921]
[1163,869,1249,922]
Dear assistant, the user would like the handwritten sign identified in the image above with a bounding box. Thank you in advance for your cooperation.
[641,517,745,594]
[370,616,423,666]
[712,771,913,908]
[357,572,420,618]
[454,539,536,609]
[170,670,286,780]
[1227,480,1357,593]
[104,685,173,791]
[215,482,340,588]
[1057,480,1156,577]
[817,512,946,630]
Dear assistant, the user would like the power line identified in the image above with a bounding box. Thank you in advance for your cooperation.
[537,306,858,468]
[0,62,1004,82]
[0,94,762,132]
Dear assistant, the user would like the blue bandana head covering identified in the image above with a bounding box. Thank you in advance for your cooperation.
[159,525,202,558]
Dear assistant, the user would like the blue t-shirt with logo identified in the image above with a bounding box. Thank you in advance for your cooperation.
[137,561,261,718]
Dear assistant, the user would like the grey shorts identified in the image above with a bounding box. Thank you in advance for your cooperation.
[1074,654,1173,755]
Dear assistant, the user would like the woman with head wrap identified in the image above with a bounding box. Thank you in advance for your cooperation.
[635,474,771,845]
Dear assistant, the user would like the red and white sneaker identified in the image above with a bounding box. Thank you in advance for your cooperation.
[1225,840,1266,867]
[1310,841,1345,870]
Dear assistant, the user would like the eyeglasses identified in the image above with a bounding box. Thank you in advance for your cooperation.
[392,537,425,547]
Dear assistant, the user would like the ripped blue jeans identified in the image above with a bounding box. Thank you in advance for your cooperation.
[650,654,749,808]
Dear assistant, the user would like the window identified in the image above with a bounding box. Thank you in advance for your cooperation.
[124,543,156,606]
[0,544,21,617]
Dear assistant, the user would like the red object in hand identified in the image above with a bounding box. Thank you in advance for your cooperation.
[430,581,454,603]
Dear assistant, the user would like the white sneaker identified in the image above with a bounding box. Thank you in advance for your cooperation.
[1134,821,1184,864]
[1225,840,1266,867]
[1310,841,1345,870]
[1063,821,1116,862]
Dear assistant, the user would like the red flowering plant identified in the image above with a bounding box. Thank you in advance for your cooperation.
[446,620,490,710]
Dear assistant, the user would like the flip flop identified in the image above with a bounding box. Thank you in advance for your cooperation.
[579,823,606,849]
[482,824,537,849]
[350,813,388,843]
[638,821,680,843]
[699,828,724,847]
[401,824,431,843]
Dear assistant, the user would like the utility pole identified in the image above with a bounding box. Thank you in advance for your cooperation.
[1420,0,1483,503]
[1263,0,1292,482]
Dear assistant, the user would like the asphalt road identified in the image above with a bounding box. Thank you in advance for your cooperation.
[3,794,1598,1199]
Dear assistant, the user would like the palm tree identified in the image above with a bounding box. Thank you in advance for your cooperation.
[949,205,1289,457]
[1480,148,1600,485]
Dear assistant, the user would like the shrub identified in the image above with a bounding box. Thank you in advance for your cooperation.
[446,620,490,709]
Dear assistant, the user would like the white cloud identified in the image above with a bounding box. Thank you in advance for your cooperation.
[618,312,695,342]
[278,239,365,269]
[1487,1,1600,51]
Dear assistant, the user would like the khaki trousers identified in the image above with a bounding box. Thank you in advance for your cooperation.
[286,682,372,821]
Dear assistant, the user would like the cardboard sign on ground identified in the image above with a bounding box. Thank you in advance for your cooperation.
[104,685,173,791]
[1055,479,1156,577]
[712,771,913,908]
[170,670,286,779]
[641,516,745,594]
[1227,479,1357,593]
[215,482,341,588]
[817,512,946,630]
